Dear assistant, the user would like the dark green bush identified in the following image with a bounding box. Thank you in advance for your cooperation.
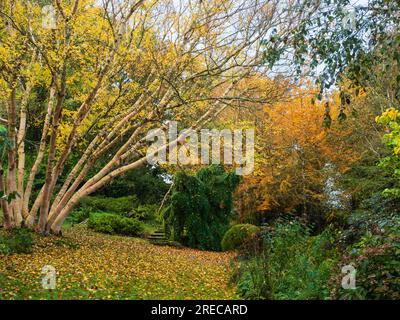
[67,208,91,225]
[117,217,144,236]
[130,204,159,222]
[328,156,400,300]
[221,224,260,251]
[331,222,400,300]
[0,228,34,254]
[235,254,274,300]
[70,196,159,228]
[95,165,170,203]
[79,196,139,215]
[69,196,148,226]
[163,165,240,251]
[234,221,338,300]
[88,213,144,236]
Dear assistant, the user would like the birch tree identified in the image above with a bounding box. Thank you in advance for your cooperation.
[0,0,317,234]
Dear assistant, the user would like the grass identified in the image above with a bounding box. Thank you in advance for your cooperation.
[0,225,238,300]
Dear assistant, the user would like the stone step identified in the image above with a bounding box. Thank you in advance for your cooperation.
[148,230,167,240]
[149,238,168,242]
[149,234,165,239]
[149,239,169,245]
[148,229,170,246]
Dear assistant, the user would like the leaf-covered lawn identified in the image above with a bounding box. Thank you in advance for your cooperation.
[0,227,238,300]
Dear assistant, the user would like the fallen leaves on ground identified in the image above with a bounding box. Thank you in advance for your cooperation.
[0,226,238,300]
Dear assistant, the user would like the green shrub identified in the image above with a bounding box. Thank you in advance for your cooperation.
[235,254,274,300]
[0,228,34,254]
[331,222,400,300]
[69,196,150,226]
[130,204,159,222]
[88,213,144,236]
[79,196,139,215]
[96,165,170,203]
[67,208,91,225]
[163,165,240,251]
[221,224,260,251]
[116,217,145,236]
[234,221,338,300]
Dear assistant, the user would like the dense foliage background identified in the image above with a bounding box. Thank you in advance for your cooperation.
[0,0,399,300]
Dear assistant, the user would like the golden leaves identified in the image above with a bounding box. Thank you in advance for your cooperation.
[231,85,366,218]
[0,227,237,300]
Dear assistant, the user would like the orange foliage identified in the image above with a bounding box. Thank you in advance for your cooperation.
[235,87,363,223]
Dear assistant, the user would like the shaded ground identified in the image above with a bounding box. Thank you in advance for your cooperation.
[0,226,238,299]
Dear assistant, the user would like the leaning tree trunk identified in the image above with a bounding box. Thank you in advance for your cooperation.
[0,164,12,230]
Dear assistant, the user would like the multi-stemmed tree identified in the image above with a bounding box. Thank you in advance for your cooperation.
[0,0,316,234]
